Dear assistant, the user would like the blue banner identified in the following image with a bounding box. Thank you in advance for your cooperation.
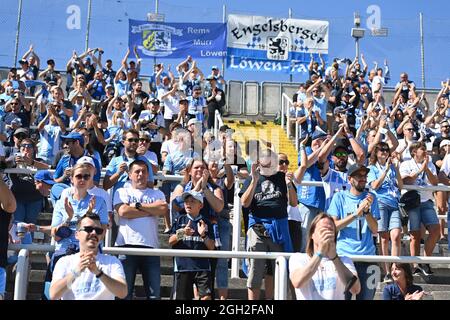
[128,19,227,59]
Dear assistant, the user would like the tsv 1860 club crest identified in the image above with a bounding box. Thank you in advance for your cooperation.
[131,23,183,57]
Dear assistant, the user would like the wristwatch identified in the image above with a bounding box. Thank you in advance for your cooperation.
[135,202,142,210]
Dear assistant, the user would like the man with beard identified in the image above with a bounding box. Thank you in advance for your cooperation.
[50,213,127,300]
[240,149,297,300]
[327,164,380,300]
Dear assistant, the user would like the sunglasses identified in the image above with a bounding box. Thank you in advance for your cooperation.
[10,103,19,106]
[20,144,33,148]
[442,125,450,129]
[334,152,348,157]
[139,138,150,143]
[126,138,139,143]
[378,147,390,152]
[78,226,104,235]
[74,174,91,180]
[279,160,290,165]
[405,128,414,131]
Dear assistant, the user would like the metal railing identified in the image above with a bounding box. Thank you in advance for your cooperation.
[8,243,450,300]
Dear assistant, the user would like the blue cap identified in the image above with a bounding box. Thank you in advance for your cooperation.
[61,132,84,146]
[311,130,327,141]
[193,85,202,91]
[34,170,56,185]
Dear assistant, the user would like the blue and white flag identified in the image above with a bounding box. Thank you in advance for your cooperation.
[227,14,329,73]
[128,19,227,59]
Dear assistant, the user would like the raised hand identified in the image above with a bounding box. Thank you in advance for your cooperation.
[250,161,260,181]
[198,220,208,237]
[300,134,309,146]
[87,197,96,214]
[64,197,74,221]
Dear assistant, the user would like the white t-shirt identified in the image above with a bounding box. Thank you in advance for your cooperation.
[143,150,158,167]
[287,205,302,222]
[160,94,180,120]
[399,157,437,202]
[395,139,415,161]
[289,253,356,300]
[113,187,166,248]
[60,186,113,214]
[371,76,385,95]
[51,253,125,300]
[161,139,178,156]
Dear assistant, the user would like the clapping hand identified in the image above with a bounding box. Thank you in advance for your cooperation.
[184,220,195,236]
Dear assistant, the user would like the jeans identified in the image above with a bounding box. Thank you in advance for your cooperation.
[345,262,379,300]
[408,200,439,231]
[0,267,5,297]
[216,217,232,289]
[14,199,43,224]
[119,253,161,300]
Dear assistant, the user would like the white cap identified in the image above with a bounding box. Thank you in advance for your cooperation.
[187,118,199,126]
[181,190,204,204]
[440,139,450,148]
[77,156,96,168]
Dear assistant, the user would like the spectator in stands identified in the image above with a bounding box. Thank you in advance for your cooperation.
[169,191,216,300]
[53,132,101,186]
[160,82,182,130]
[240,149,296,299]
[0,172,17,300]
[121,46,141,83]
[49,86,74,128]
[9,137,49,226]
[296,98,320,138]
[208,158,234,299]
[50,213,127,300]
[327,164,380,300]
[367,142,403,283]
[182,60,204,97]
[136,131,158,174]
[308,53,325,79]
[161,122,182,164]
[395,73,416,102]
[129,80,149,119]
[39,59,62,87]
[206,76,226,130]
[187,85,207,127]
[138,98,165,159]
[295,130,327,252]
[395,122,417,161]
[44,162,108,299]
[400,141,440,276]
[4,94,31,132]
[113,65,129,97]
[37,103,66,165]
[289,213,360,300]
[75,127,103,169]
[87,70,107,101]
[383,263,424,300]
[113,160,168,300]
[171,158,224,297]
[103,129,154,196]
[102,59,116,86]
[4,127,28,159]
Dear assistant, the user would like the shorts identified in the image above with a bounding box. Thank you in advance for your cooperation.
[246,227,283,289]
[174,271,211,300]
[408,200,439,232]
[377,203,402,232]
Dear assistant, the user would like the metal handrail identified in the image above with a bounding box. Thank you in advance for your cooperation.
[13,249,29,300]
[9,243,450,300]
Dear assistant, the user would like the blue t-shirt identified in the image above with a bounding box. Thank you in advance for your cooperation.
[383,283,423,300]
[54,153,102,184]
[51,193,108,256]
[170,213,215,272]
[296,108,317,137]
[38,124,63,161]
[297,147,325,210]
[367,163,400,208]
[327,190,380,256]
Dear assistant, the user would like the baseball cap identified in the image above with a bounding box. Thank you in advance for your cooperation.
[149,98,160,104]
[211,65,218,70]
[77,156,95,168]
[105,84,113,89]
[192,85,202,91]
[18,59,28,65]
[440,140,450,148]
[13,128,28,136]
[181,190,204,204]
[311,129,327,141]
[46,59,55,65]
[34,170,56,186]
[347,164,370,177]
[61,132,84,146]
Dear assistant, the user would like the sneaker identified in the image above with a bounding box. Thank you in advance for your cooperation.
[414,264,433,277]
[413,267,422,276]
[163,228,171,234]
[383,273,394,283]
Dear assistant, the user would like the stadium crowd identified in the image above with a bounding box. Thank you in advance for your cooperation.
[0,44,449,300]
